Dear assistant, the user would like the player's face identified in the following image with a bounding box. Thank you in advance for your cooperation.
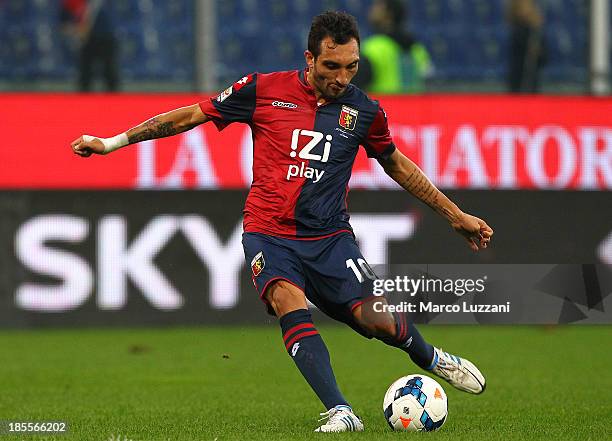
[306,37,359,100]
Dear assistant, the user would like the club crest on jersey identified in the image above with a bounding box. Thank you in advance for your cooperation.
[251,251,265,277]
[339,105,358,130]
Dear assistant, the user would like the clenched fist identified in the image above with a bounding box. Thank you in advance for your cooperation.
[70,135,106,157]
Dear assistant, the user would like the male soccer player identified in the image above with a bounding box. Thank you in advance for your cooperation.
[71,11,493,433]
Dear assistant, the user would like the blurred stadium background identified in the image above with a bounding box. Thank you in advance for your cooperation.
[0,0,606,92]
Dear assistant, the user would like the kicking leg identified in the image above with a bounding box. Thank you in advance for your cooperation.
[352,297,485,394]
[352,296,435,369]
[265,281,363,432]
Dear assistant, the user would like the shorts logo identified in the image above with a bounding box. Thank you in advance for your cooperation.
[251,251,265,277]
[339,105,358,130]
[216,86,233,102]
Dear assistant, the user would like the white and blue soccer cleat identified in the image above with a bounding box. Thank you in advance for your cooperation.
[428,347,486,394]
[315,405,364,433]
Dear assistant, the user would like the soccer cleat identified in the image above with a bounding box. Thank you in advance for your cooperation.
[428,347,486,394]
[314,405,364,433]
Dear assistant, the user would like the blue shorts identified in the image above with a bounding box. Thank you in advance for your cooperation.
[242,231,376,325]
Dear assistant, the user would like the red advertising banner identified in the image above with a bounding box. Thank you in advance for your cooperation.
[1,94,611,189]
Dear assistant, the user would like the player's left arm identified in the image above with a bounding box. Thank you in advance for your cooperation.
[378,149,493,251]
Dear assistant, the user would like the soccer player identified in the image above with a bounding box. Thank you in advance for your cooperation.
[71,11,493,433]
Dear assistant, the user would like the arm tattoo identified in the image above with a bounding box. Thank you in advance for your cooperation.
[399,170,439,207]
[128,117,179,144]
[382,155,459,222]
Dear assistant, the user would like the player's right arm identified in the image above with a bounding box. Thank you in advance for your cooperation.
[71,104,209,157]
[72,74,256,157]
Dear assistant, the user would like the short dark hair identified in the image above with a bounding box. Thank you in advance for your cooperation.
[308,11,360,58]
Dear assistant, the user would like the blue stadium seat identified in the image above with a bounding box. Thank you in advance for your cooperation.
[0,0,589,86]
[470,0,505,23]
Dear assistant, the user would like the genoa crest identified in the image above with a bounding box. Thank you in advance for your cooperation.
[251,251,265,277]
[339,105,358,130]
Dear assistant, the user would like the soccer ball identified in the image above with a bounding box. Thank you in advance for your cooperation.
[382,374,448,432]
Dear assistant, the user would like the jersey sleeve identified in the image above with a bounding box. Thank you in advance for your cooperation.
[362,105,396,160]
[198,73,257,131]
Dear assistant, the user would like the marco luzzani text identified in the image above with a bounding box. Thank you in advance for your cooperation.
[371,276,511,313]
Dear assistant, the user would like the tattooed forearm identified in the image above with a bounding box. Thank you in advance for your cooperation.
[398,171,439,207]
[123,105,206,145]
[381,152,462,222]
[127,117,179,144]
[380,151,463,223]
[397,167,461,222]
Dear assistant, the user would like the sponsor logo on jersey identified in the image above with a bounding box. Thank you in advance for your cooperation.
[286,162,325,183]
[339,105,358,130]
[272,101,298,109]
[250,251,265,277]
[285,129,330,183]
[216,86,233,103]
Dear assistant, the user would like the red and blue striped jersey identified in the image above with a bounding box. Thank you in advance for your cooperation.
[199,69,395,238]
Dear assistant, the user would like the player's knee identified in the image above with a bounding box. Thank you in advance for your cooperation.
[264,280,308,317]
[353,300,397,339]
[373,316,397,339]
[357,312,396,339]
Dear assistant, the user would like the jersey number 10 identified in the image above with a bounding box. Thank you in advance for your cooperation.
[346,258,376,283]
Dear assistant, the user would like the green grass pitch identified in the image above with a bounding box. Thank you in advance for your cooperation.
[0,325,610,441]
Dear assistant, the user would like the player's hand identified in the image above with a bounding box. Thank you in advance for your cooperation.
[450,212,493,251]
[70,135,105,157]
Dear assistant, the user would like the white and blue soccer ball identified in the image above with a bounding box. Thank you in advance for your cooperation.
[382,374,448,432]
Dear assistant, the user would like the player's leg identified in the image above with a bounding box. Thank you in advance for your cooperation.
[296,232,430,364]
[242,233,362,432]
[299,232,485,394]
[266,282,363,433]
[264,280,350,412]
[352,298,486,394]
[352,297,434,370]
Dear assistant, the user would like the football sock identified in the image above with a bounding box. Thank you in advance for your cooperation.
[379,311,435,370]
[280,309,349,410]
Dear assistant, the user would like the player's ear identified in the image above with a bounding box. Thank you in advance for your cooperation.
[304,50,314,69]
